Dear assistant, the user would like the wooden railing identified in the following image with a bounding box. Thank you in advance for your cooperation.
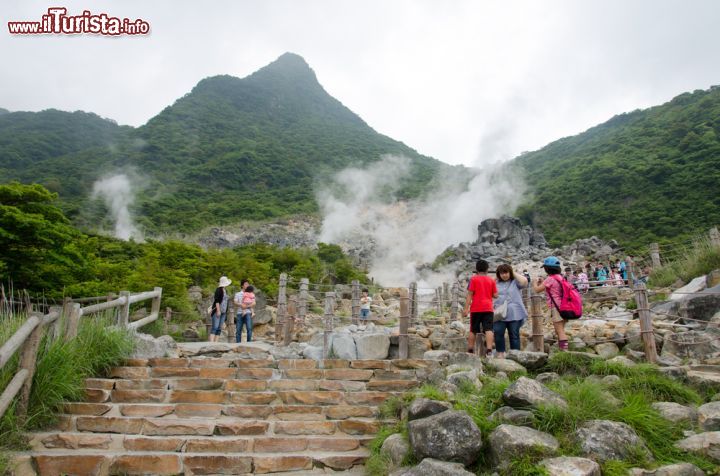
[0,287,162,420]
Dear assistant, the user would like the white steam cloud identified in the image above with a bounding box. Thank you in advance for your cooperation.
[317,155,525,287]
[91,173,143,241]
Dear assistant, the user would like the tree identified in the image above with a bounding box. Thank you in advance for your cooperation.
[0,182,86,292]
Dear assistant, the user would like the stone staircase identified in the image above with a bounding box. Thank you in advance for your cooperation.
[13,350,432,475]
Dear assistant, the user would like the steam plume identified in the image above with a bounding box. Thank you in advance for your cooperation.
[317,155,525,286]
[91,173,143,241]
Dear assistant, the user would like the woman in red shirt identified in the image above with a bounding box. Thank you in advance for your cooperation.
[463,259,498,356]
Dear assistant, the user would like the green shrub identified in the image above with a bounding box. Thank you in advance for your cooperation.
[590,361,701,404]
[650,237,720,288]
[0,313,134,447]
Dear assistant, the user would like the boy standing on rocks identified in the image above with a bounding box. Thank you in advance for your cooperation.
[463,259,498,356]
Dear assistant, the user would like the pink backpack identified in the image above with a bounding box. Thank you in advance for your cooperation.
[549,275,583,319]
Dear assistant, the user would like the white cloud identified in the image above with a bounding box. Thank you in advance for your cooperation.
[2,0,719,167]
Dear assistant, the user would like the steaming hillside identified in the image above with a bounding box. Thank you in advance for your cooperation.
[512,85,720,249]
[0,53,447,233]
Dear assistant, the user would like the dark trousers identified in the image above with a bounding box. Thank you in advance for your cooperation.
[236,311,252,343]
[493,319,523,352]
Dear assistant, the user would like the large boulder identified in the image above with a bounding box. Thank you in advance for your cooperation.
[661,328,720,361]
[408,410,482,466]
[485,357,527,374]
[130,332,177,358]
[489,424,559,467]
[354,333,390,360]
[539,456,601,476]
[381,433,409,466]
[651,402,697,426]
[488,406,534,426]
[675,431,720,462]
[698,402,720,431]
[594,343,620,359]
[575,420,652,462]
[630,463,704,476]
[447,369,482,388]
[331,333,357,360]
[679,285,720,322]
[407,398,452,421]
[502,377,568,410]
[671,276,707,301]
[506,350,548,370]
[396,458,475,476]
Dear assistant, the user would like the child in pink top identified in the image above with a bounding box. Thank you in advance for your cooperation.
[242,286,256,315]
[533,256,569,351]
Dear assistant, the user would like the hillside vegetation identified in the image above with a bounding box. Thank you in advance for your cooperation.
[0,53,446,234]
[514,86,720,249]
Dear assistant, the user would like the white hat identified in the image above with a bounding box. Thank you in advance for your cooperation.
[218,276,232,287]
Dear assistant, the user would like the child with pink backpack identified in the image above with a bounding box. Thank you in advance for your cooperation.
[533,256,583,351]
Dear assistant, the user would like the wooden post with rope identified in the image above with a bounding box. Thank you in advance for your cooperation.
[710,227,720,248]
[351,280,360,326]
[284,295,297,346]
[442,282,449,310]
[649,243,662,269]
[530,291,545,352]
[16,312,45,423]
[409,282,418,325]
[323,292,335,359]
[435,287,442,316]
[634,281,658,363]
[276,274,287,344]
[164,307,172,335]
[119,291,130,327]
[450,283,459,321]
[298,278,308,330]
[399,288,409,359]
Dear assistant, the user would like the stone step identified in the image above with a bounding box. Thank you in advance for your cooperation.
[30,432,374,453]
[80,386,408,405]
[17,449,369,475]
[118,357,422,370]
[50,415,389,436]
[107,366,423,382]
[64,402,380,420]
[85,377,419,393]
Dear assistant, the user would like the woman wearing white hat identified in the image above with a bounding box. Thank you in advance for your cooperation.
[209,276,232,342]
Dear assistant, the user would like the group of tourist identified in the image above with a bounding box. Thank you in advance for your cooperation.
[463,256,572,357]
[208,276,256,343]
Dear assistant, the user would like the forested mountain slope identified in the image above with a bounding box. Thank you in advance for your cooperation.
[513,86,720,249]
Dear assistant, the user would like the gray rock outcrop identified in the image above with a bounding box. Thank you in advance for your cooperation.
[408,410,482,466]
[489,424,559,467]
[396,458,475,476]
[539,456,601,476]
[407,398,452,421]
[502,377,568,410]
[575,420,652,462]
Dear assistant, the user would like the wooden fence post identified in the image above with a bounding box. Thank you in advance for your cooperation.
[119,291,130,327]
[164,307,172,335]
[298,279,308,329]
[323,292,335,359]
[435,287,442,316]
[399,288,409,359]
[351,280,360,326]
[626,256,636,285]
[649,243,661,269]
[60,297,73,338]
[710,227,720,248]
[409,282,418,325]
[530,292,545,352]
[634,281,658,363]
[442,283,449,310]
[16,312,45,423]
[284,296,297,346]
[150,287,162,319]
[450,283,459,321]
[276,274,287,344]
[64,303,81,342]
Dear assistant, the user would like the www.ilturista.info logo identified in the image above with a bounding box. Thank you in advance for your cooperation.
[8,7,150,35]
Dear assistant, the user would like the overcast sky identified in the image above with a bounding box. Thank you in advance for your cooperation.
[3,0,719,166]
